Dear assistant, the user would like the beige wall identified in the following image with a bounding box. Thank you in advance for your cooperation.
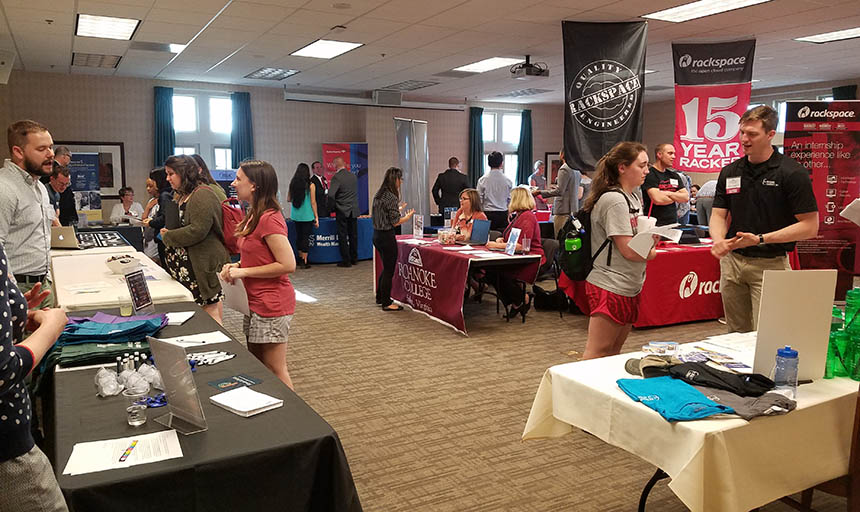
[0,71,564,218]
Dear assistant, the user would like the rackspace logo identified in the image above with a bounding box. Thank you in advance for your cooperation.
[408,248,423,267]
[797,106,855,119]
[568,59,640,133]
[679,271,720,299]
[678,54,746,69]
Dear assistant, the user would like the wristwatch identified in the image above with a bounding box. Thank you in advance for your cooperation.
[758,234,765,245]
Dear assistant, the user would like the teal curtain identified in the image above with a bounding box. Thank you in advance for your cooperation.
[230,92,254,168]
[516,109,532,186]
[154,86,175,166]
[468,107,484,187]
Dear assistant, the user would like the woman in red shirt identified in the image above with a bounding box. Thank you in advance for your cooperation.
[219,161,297,389]
[486,187,544,321]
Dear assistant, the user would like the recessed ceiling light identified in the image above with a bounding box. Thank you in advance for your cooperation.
[72,52,122,68]
[383,80,440,91]
[169,44,187,54]
[453,57,524,73]
[245,67,300,80]
[76,14,140,40]
[290,39,362,59]
[795,27,860,44]
[642,0,771,23]
[644,69,657,74]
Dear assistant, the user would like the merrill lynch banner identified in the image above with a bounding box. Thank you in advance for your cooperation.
[563,21,647,171]
[671,39,756,173]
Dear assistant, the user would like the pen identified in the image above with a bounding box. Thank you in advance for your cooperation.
[118,440,138,462]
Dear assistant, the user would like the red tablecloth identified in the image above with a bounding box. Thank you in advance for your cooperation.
[535,210,551,222]
[374,237,541,334]
[560,243,724,328]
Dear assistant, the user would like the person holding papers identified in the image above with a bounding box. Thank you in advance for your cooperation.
[581,142,657,360]
[220,161,297,389]
[0,243,69,512]
[451,188,488,242]
[485,187,544,321]
[371,167,414,311]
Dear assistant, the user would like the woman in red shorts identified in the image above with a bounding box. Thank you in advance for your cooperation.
[582,142,657,359]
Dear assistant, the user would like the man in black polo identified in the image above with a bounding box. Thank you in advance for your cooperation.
[710,105,819,333]
[641,143,688,226]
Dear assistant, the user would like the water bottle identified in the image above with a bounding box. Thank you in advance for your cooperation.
[773,346,798,400]
[832,306,844,332]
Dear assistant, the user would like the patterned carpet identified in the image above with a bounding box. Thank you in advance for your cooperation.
[222,261,845,512]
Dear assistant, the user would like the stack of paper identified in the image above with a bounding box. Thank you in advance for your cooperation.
[157,331,232,348]
[209,386,283,417]
[62,430,183,475]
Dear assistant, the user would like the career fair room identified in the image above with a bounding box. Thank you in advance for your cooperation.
[2,0,860,511]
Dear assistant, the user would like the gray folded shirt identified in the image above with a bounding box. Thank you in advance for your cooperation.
[693,385,796,421]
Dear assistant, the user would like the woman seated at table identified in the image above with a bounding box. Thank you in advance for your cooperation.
[0,244,69,512]
[451,188,488,241]
[109,186,144,224]
[582,141,657,360]
[485,187,545,320]
[160,155,230,325]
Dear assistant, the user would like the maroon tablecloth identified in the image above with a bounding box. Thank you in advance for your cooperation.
[560,243,725,328]
[374,237,541,334]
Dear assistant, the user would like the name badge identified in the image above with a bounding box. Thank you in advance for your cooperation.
[669,178,678,187]
[726,177,741,194]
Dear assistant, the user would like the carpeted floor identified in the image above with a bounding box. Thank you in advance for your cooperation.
[222,260,845,512]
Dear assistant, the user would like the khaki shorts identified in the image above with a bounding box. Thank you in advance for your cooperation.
[243,313,292,344]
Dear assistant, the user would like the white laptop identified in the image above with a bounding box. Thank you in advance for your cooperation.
[753,269,837,381]
[51,226,80,249]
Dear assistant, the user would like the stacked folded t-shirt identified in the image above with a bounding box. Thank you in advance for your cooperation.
[618,355,795,422]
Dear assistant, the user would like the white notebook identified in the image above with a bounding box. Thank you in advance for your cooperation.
[209,386,283,417]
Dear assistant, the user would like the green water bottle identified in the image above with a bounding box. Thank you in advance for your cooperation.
[565,236,582,252]
[832,306,844,332]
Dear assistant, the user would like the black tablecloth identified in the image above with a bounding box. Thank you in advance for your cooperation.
[51,302,362,512]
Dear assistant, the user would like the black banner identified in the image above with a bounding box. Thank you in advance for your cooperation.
[563,21,647,172]
[672,39,755,86]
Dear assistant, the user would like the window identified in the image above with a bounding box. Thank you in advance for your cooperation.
[174,146,196,156]
[501,114,521,144]
[213,147,233,170]
[172,95,197,132]
[777,101,787,133]
[817,95,834,102]
[482,113,496,142]
[481,110,524,183]
[209,97,232,134]
[173,91,233,168]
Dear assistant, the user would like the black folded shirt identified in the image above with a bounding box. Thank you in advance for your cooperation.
[668,362,774,397]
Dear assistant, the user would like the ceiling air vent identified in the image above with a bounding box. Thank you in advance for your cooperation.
[497,88,553,98]
[372,89,402,106]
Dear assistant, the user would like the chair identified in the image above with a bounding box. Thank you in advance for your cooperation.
[777,381,860,511]
[536,238,563,319]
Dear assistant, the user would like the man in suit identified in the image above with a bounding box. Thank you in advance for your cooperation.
[535,149,582,238]
[327,156,359,267]
[431,156,468,215]
[310,160,329,218]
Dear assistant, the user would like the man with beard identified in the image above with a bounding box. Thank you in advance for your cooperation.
[0,120,56,307]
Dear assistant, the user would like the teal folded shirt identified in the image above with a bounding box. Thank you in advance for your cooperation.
[617,375,734,422]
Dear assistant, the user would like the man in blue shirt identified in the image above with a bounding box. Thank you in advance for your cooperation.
[476,151,512,231]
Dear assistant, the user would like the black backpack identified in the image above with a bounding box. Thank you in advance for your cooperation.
[557,190,636,281]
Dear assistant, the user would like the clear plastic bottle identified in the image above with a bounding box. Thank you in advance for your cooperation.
[773,346,799,400]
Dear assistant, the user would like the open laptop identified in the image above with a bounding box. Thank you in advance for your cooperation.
[456,219,490,245]
[753,269,837,381]
[51,226,81,249]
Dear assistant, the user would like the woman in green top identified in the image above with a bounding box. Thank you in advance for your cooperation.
[161,155,230,324]
[287,163,319,269]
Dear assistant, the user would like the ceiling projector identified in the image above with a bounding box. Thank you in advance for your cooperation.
[511,56,549,79]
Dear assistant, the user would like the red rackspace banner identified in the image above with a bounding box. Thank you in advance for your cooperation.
[672,83,751,173]
[784,100,860,299]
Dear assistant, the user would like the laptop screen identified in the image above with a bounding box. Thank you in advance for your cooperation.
[469,219,490,244]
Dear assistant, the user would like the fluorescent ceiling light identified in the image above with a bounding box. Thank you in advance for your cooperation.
[795,27,860,44]
[245,67,300,80]
[76,14,140,40]
[291,39,362,59]
[72,52,122,68]
[169,44,187,54]
[643,0,771,23]
[453,57,524,73]
[644,69,657,74]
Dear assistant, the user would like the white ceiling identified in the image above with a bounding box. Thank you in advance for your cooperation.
[1,0,859,104]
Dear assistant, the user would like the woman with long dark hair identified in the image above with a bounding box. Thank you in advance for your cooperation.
[287,163,318,269]
[372,167,414,311]
[160,155,230,324]
[143,167,174,267]
[220,161,297,388]
[582,141,657,359]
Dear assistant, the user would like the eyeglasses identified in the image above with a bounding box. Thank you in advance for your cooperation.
[459,197,469,201]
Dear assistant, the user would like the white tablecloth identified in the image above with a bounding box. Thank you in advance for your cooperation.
[522,347,858,512]
[52,250,193,311]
